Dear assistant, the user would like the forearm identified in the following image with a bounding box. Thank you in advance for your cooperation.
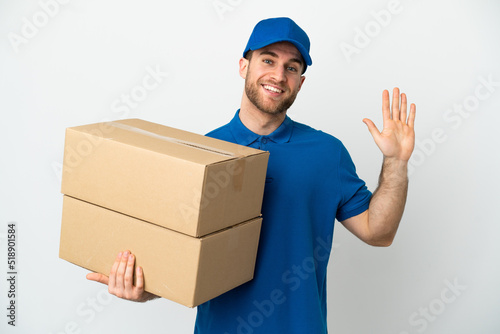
[367,157,409,246]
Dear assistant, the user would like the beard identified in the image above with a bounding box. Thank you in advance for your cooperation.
[244,72,299,116]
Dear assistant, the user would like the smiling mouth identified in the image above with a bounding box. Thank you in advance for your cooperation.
[262,84,284,94]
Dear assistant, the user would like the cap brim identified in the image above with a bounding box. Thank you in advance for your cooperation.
[246,38,312,66]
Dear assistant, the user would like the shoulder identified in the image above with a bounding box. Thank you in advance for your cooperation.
[291,119,344,148]
[205,123,235,142]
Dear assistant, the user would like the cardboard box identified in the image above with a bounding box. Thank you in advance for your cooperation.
[59,195,262,307]
[61,118,269,237]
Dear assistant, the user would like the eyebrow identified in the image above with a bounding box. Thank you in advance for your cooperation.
[258,50,304,67]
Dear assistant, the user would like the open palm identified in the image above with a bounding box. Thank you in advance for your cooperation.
[363,88,416,162]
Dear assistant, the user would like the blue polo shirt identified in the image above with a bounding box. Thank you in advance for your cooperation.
[195,111,372,334]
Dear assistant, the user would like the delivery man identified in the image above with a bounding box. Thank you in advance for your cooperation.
[87,17,416,334]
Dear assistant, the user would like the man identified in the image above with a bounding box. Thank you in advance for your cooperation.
[87,17,416,333]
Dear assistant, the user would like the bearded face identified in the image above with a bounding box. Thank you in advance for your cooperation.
[242,43,304,116]
[244,69,300,115]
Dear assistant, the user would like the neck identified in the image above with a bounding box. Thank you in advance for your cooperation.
[239,94,287,136]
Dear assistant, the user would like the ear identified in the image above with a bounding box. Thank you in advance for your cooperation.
[239,57,249,79]
[298,75,306,91]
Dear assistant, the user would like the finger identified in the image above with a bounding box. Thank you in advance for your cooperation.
[363,118,381,141]
[135,266,145,293]
[382,89,390,123]
[86,272,109,285]
[400,93,408,122]
[392,87,400,121]
[408,103,416,128]
[108,251,122,289]
[115,250,130,291]
[124,253,136,292]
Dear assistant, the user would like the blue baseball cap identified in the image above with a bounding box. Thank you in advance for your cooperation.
[243,17,312,73]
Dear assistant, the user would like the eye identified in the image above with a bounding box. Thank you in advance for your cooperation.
[287,66,298,72]
[263,59,273,65]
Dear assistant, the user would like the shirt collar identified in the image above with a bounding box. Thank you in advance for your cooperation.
[229,109,294,146]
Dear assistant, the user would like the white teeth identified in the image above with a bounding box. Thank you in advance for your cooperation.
[263,85,283,93]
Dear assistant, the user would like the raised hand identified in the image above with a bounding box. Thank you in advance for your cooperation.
[363,87,416,162]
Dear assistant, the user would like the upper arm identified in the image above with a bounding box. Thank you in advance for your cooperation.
[340,209,394,247]
[340,209,372,244]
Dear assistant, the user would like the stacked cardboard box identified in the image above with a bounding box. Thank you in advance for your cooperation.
[59,118,269,307]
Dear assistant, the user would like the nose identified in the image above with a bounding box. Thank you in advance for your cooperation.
[270,65,287,83]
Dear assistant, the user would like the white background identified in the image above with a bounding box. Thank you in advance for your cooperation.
[1,0,499,333]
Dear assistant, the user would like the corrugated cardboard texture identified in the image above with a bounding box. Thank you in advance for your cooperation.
[61,118,269,237]
[59,196,262,307]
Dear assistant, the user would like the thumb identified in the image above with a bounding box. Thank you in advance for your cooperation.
[86,272,109,285]
[362,118,381,140]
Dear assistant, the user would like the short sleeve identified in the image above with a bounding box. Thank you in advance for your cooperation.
[336,144,372,221]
